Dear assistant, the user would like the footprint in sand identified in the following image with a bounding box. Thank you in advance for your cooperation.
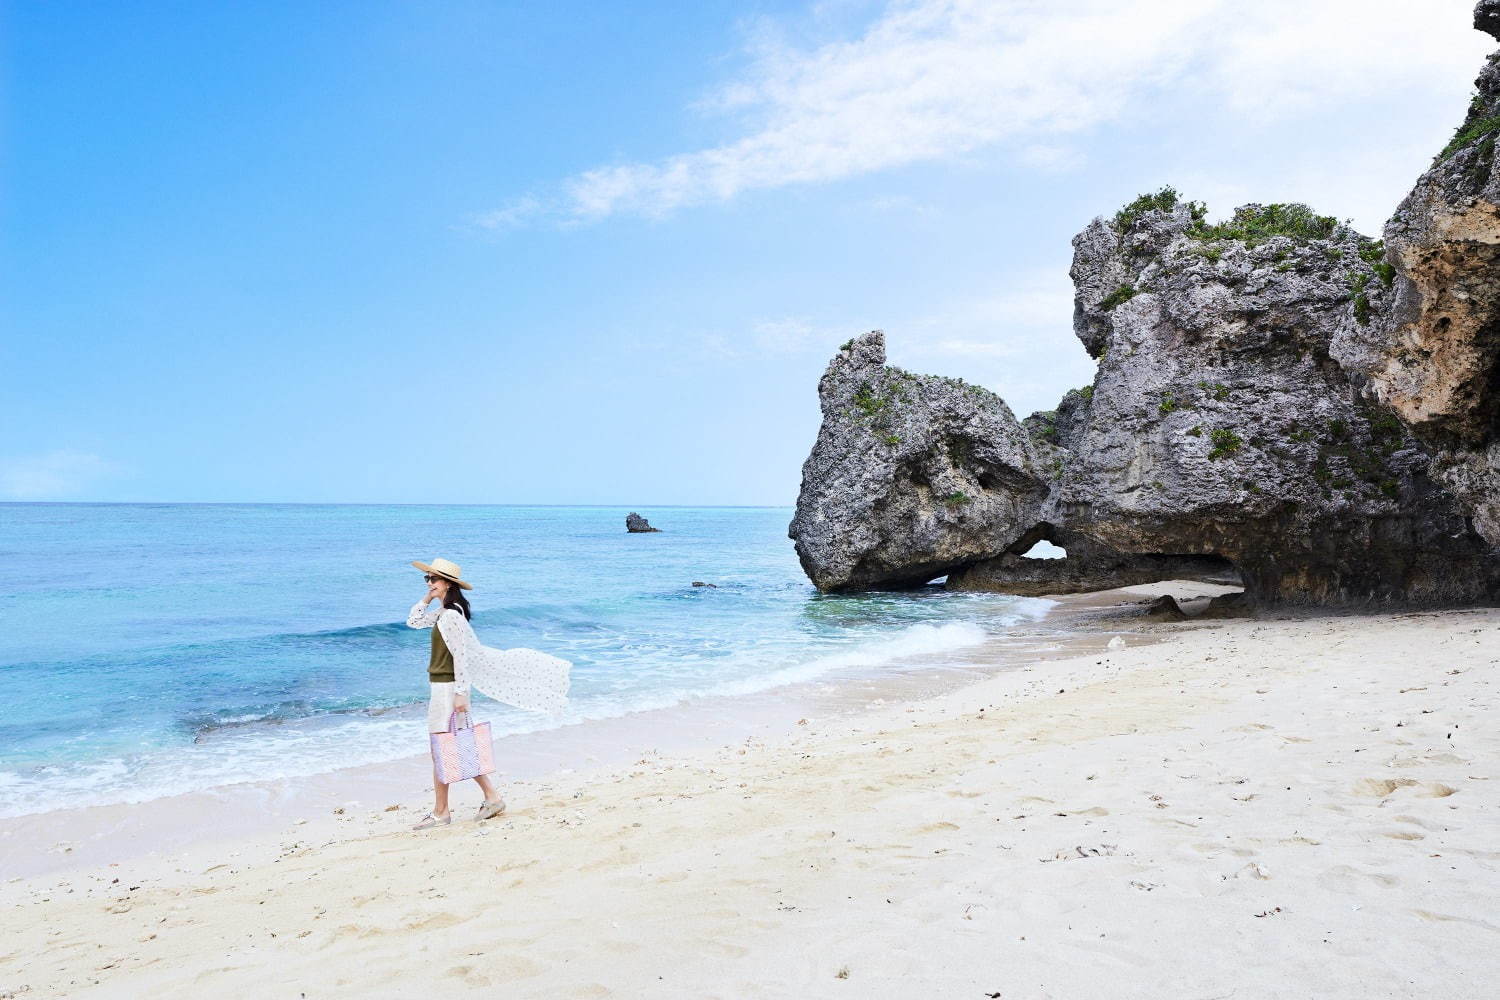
[918,821,961,833]
[446,965,492,987]
[1417,782,1458,798]
[1316,865,1399,893]
[480,955,546,981]
[1411,910,1500,933]
[1352,778,1418,797]
[1352,777,1459,799]
[1380,830,1425,840]
[404,912,465,933]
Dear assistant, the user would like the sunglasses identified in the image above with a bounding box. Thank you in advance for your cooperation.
[423,574,444,583]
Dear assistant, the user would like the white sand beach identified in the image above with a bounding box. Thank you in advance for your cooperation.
[3,583,1498,998]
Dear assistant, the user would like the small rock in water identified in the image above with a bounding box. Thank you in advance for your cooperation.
[625,512,661,533]
[1107,636,1125,649]
[691,581,717,588]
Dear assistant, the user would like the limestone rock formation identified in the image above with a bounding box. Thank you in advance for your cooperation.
[788,331,1049,590]
[625,512,660,533]
[788,3,1500,607]
[1330,2,1500,545]
[790,201,1500,604]
[1055,191,1498,604]
[1477,0,1500,40]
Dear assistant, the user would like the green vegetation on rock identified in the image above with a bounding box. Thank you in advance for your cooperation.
[1359,240,1395,287]
[1100,284,1138,310]
[1208,428,1243,460]
[1437,109,1500,161]
[1186,203,1339,248]
[1031,412,1059,444]
[1196,381,1229,402]
[1113,186,1206,231]
[852,382,889,418]
[1348,272,1371,325]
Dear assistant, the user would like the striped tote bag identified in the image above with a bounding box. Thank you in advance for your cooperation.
[430,711,495,785]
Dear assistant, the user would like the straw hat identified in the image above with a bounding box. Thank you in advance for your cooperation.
[411,557,473,590]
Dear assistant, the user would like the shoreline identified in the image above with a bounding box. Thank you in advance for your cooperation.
[4,581,1498,995]
[0,582,1228,882]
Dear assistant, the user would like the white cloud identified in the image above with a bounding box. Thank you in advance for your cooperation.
[0,451,121,500]
[697,268,1088,412]
[1205,4,1482,121]
[693,316,861,360]
[881,267,1096,415]
[491,0,1488,224]
[474,194,542,231]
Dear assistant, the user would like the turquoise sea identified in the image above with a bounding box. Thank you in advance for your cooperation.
[0,504,1050,817]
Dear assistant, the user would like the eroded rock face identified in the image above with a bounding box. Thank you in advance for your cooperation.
[1330,7,1500,544]
[788,331,1049,590]
[1476,0,1500,41]
[788,2,1500,606]
[1059,196,1499,604]
[792,204,1499,604]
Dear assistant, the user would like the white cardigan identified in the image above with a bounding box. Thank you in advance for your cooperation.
[407,601,571,716]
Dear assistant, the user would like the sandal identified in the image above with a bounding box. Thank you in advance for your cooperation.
[477,798,507,821]
[412,811,452,831]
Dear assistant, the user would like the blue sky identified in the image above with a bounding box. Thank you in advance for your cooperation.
[2,0,1491,504]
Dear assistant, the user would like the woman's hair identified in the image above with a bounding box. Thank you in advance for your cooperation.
[442,583,471,620]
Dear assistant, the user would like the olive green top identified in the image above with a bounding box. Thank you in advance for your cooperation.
[428,621,455,683]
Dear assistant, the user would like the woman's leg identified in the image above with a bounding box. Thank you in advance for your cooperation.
[427,682,455,817]
[474,772,502,803]
[432,758,451,817]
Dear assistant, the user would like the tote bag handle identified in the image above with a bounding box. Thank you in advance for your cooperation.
[446,710,472,733]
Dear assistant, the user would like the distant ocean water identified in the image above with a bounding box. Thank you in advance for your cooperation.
[0,504,1051,818]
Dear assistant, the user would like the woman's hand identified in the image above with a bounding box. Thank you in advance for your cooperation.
[454,693,470,713]
[423,582,441,605]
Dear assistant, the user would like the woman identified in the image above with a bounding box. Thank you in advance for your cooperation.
[405,556,571,831]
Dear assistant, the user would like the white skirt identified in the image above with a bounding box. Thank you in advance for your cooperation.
[427,682,458,734]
